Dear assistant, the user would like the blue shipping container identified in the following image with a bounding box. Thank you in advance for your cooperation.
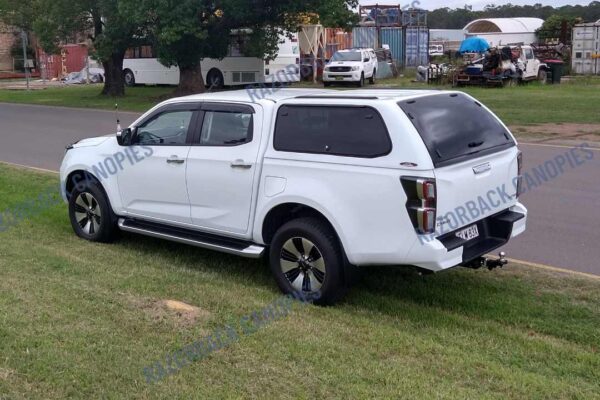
[379,27,404,66]
[352,27,378,49]
[405,26,429,67]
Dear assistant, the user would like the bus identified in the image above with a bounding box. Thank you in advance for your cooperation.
[122,33,300,88]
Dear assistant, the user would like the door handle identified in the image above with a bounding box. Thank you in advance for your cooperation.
[230,159,252,169]
[167,156,185,165]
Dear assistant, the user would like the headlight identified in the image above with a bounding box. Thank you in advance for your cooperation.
[324,66,330,71]
[65,140,80,152]
[351,66,360,71]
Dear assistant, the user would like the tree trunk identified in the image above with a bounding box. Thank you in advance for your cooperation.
[101,54,125,97]
[175,64,206,96]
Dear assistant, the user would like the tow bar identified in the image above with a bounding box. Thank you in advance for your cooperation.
[463,252,508,270]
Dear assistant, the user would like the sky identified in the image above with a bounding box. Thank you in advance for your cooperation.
[358,0,593,11]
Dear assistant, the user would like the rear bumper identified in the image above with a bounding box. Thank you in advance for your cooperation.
[405,203,527,271]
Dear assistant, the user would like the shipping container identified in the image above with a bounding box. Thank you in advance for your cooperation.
[404,26,429,67]
[379,27,404,65]
[325,28,353,60]
[401,9,428,27]
[571,21,600,75]
[352,27,378,49]
[37,44,88,79]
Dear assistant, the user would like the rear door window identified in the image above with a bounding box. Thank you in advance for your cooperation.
[273,105,391,158]
[398,93,515,167]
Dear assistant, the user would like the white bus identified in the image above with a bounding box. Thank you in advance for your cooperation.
[122,33,300,88]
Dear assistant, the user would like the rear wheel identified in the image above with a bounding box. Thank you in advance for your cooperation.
[269,218,347,305]
[206,68,224,89]
[124,69,135,87]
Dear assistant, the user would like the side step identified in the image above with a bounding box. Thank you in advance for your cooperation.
[117,218,265,259]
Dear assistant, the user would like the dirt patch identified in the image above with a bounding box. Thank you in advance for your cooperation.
[0,367,17,380]
[510,123,600,145]
[128,296,211,329]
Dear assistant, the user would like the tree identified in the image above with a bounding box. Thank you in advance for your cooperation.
[133,0,358,95]
[536,14,581,41]
[1,0,141,96]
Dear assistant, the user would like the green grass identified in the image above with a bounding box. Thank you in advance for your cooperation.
[1,164,599,399]
[0,85,173,112]
[1,77,600,126]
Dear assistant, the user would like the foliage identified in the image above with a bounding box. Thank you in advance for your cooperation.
[536,14,582,40]
[428,2,600,29]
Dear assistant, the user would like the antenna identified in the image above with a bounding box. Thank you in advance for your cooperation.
[115,103,121,132]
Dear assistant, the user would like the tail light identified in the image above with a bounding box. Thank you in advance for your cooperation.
[295,57,300,64]
[515,151,523,198]
[401,177,437,234]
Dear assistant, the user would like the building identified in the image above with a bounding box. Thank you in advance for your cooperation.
[571,19,600,75]
[463,17,544,47]
[0,22,18,72]
[429,29,465,53]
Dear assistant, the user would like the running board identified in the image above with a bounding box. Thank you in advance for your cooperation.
[117,218,265,258]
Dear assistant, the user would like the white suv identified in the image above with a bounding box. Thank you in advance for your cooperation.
[60,89,527,305]
[323,49,378,87]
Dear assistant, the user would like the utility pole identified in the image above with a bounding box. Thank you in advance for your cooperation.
[21,30,30,91]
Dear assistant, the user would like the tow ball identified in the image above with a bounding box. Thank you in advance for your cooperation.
[464,252,508,270]
[485,252,508,270]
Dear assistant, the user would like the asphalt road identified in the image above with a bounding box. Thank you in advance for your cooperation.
[1,103,599,275]
[0,103,140,171]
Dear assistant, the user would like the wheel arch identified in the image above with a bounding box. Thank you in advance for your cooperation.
[64,169,116,216]
[261,202,344,249]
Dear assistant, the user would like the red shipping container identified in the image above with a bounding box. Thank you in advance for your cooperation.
[37,44,88,79]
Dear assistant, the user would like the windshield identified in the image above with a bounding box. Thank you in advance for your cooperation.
[331,52,362,62]
[398,93,515,167]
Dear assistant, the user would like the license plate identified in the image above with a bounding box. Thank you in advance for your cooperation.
[456,225,479,241]
[335,76,343,80]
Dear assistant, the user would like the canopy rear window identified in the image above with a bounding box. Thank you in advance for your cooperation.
[398,93,515,167]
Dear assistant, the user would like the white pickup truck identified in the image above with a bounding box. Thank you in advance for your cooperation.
[60,89,527,304]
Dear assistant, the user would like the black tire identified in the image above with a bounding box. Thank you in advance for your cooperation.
[369,69,376,84]
[124,69,135,87]
[357,73,365,87]
[323,81,331,87]
[206,69,224,89]
[68,178,118,243]
[269,217,347,305]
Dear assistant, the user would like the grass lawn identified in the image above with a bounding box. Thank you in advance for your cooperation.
[0,85,173,113]
[0,163,599,399]
[1,77,599,126]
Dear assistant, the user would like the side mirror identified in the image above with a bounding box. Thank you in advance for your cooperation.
[364,58,370,62]
[117,127,135,146]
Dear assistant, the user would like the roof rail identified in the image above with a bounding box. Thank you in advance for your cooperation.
[294,95,379,100]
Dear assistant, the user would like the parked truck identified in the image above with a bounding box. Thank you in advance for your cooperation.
[60,89,527,305]
[454,45,548,87]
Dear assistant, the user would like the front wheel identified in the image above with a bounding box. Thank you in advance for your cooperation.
[69,178,118,243]
[369,69,376,84]
[538,69,548,84]
[356,73,365,87]
[269,218,347,305]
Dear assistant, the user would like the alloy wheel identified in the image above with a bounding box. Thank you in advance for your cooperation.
[280,237,326,293]
[73,192,102,235]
